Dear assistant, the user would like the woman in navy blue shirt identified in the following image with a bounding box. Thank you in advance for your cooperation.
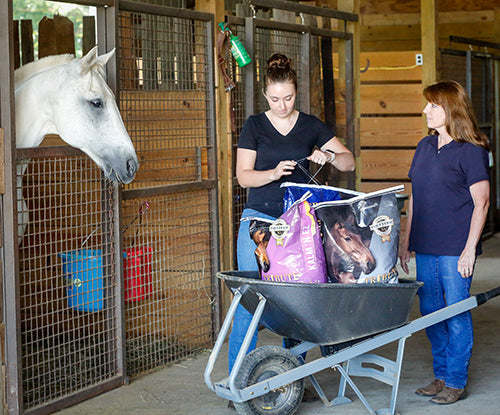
[228,53,354,393]
[400,80,490,405]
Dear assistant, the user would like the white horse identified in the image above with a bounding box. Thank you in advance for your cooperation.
[15,46,139,241]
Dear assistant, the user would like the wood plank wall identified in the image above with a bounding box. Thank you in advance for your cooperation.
[355,0,498,51]
[357,51,424,236]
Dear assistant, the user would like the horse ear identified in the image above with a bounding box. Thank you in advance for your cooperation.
[79,47,115,75]
[95,48,116,67]
[80,46,99,70]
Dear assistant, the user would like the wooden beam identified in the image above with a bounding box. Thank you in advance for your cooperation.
[360,0,495,14]
[421,0,438,86]
[421,0,437,136]
[362,10,494,27]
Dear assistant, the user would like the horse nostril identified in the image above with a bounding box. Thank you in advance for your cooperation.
[366,260,376,273]
[127,159,138,176]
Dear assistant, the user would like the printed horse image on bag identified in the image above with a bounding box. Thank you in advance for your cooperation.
[319,206,376,283]
[249,220,272,273]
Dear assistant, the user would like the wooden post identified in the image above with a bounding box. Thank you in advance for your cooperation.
[20,19,34,65]
[421,0,438,135]
[338,0,360,190]
[82,15,96,56]
[13,20,20,69]
[39,15,75,58]
[495,8,500,212]
[195,0,233,309]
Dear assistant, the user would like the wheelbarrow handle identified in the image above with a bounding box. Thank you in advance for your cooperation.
[476,286,500,306]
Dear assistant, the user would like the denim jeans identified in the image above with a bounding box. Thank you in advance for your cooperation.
[228,208,277,373]
[415,253,473,389]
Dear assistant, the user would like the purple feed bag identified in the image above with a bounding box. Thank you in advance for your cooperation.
[249,198,327,284]
[314,185,404,284]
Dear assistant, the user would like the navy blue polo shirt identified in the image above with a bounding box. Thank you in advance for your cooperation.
[408,135,490,256]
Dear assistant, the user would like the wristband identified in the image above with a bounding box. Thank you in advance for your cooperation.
[325,149,336,163]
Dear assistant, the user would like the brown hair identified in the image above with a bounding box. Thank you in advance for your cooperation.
[263,53,297,93]
[423,80,490,151]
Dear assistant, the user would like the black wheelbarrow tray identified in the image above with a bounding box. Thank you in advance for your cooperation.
[204,271,500,415]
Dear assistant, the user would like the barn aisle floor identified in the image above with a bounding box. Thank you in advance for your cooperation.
[57,233,500,415]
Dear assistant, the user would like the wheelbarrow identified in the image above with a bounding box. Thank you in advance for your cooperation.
[204,271,500,415]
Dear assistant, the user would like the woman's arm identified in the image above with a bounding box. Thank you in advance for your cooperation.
[457,180,490,278]
[309,136,355,172]
[399,193,413,274]
[236,148,296,188]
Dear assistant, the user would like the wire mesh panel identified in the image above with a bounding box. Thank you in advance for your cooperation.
[253,28,304,113]
[441,52,467,86]
[441,48,496,236]
[226,24,248,266]
[118,3,218,376]
[122,191,216,374]
[17,153,122,412]
[119,9,213,188]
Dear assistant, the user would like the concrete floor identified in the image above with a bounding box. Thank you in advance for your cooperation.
[58,233,500,415]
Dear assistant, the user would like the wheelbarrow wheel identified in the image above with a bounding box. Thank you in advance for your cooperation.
[234,345,304,415]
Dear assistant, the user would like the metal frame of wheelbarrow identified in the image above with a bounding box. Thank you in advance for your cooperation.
[205,285,500,415]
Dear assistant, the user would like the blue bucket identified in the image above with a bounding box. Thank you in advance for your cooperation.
[58,249,103,312]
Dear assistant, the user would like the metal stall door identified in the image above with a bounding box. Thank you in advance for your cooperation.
[117,2,219,377]
[1,2,127,414]
[441,38,500,235]
[226,4,356,268]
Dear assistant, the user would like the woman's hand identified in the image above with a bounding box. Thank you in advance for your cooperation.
[457,180,489,278]
[399,248,411,274]
[270,160,296,181]
[458,248,476,278]
[308,149,334,165]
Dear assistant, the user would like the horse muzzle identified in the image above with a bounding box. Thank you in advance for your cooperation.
[362,259,377,274]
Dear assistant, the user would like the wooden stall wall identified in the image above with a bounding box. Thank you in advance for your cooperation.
[359,0,499,52]
[357,51,423,237]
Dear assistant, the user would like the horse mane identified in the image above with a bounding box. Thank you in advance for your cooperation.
[14,54,75,86]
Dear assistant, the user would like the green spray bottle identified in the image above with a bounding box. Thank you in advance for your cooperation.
[219,23,251,67]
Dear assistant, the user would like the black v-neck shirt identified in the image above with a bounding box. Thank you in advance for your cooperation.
[238,111,335,217]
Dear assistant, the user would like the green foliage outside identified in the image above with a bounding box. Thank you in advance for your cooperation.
[13,0,93,58]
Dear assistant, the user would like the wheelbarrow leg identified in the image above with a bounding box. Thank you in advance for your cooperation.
[334,335,409,415]
[228,293,267,396]
[204,290,243,391]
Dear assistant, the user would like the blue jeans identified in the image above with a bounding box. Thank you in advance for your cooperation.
[415,253,473,389]
[228,209,277,373]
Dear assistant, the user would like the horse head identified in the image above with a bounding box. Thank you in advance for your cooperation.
[332,217,376,275]
[15,46,138,184]
[321,207,376,283]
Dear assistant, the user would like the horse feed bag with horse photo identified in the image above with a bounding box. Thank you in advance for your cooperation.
[248,194,327,284]
[314,185,403,284]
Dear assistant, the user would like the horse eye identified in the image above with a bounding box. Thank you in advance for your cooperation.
[344,236,352,242]
[90,98,103,108]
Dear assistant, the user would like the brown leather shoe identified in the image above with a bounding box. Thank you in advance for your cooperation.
[415,378,445,396]
[430,386,467,405]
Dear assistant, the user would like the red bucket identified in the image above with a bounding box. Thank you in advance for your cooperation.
[123,246,153,302]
